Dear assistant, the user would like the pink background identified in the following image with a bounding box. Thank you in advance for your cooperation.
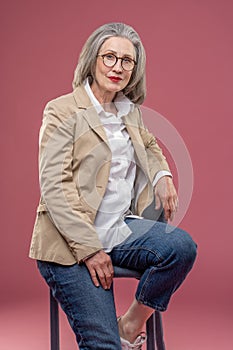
[1,0,232,349]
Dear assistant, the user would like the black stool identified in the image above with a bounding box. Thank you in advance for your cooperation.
[50,266,166,350]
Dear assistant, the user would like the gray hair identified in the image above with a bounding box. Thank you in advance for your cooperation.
[72,22,146,104]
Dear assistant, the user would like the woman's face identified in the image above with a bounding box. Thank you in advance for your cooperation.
[91,36,136,102]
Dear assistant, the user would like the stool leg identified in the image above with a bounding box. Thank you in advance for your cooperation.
[154,311,166,350]
[146,312,166,350]
[50,289,60,350]
[146,313,156,350]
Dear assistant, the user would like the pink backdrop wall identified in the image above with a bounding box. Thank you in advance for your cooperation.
[1,0,232,348]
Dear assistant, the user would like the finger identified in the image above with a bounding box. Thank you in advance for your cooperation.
[168,196,178,220]
[89,270,100,288]
[105,268,114,290]
[102,264,114,289]
[85,260,101,287]
[164,204,175,222]
[95,267,110,290]
[168,197,176,214]
[164,208,171,221]
[169,209,175,221]
[101,256,114,289]
[163,199,171,220]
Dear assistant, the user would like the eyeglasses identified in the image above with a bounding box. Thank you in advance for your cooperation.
[97,53,137,71]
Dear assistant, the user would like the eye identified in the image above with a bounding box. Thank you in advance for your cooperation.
[104,53,116,61]
[122,57,134,67]
[123,57,133,63]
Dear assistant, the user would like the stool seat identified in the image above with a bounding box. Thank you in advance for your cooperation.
[50,266,166,350]
[114,266,142,279]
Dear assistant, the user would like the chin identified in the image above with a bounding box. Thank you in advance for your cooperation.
[107,83,124,93]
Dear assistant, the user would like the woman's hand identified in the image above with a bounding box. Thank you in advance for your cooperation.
[154,176,178,221]
[84,250,114,290]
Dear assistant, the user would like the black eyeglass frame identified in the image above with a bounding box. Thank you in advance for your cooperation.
[97,53,137,71]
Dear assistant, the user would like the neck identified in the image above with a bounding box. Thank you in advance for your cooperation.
[90,81,116,104]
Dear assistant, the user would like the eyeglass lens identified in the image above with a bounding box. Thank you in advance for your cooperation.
[103,54,135,71]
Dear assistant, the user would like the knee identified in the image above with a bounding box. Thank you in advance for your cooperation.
[172,229,197,271]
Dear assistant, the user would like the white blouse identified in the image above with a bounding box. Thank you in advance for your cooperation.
[85,79,137,251]
[84,79,170,252]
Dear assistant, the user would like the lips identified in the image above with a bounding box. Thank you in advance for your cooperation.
[108,76,122,82]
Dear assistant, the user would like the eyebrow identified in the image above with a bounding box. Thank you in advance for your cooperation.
[100,49,134,59]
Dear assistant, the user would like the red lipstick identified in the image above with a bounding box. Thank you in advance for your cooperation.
[108,76,122,82]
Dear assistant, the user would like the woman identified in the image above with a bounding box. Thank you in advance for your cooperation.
[29,22,197,349]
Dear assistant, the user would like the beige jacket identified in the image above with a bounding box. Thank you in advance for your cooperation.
[29,85,170,265]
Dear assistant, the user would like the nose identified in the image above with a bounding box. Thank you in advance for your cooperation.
[112,58,123,73]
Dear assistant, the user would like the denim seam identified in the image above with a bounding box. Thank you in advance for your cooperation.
[112,246,165,263]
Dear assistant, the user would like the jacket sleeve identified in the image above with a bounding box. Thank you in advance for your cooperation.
[137,106,171,182]
[39,100,103,263]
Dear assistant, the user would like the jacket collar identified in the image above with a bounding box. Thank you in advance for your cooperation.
[73,84,93,109]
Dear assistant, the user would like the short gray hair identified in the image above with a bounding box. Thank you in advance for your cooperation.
[72,22,146,104]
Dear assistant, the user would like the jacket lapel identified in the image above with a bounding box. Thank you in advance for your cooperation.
[73,85,109,145]
[123,111,149,173]
[72,85,149,166]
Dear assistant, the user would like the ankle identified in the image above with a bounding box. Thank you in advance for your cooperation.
[118,316,143,343]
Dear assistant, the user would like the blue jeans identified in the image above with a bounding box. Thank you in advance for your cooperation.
[37,219,197,350]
